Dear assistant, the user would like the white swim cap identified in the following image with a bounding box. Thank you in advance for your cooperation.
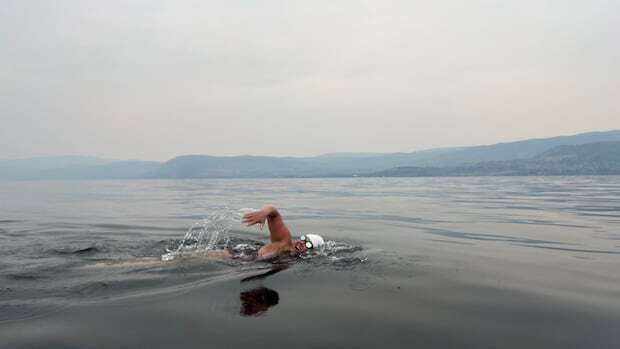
[300,234,324,250]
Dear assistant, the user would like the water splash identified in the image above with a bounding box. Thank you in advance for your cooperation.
[159,207,367,267]
[162,209,251,261]
[294,239,367,268]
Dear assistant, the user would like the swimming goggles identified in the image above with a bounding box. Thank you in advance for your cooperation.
[300,235,313,249]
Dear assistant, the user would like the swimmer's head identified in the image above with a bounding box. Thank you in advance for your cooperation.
[294,234,324,253]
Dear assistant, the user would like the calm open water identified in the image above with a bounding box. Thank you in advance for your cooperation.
[0,177,619,348]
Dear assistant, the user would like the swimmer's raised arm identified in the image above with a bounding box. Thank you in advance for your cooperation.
[242,205,292,243]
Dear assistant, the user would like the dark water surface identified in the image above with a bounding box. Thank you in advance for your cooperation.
[1,177,619,348]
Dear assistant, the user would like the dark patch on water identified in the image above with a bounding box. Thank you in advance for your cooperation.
[497,218,594,229]
[424,227,567,245]
[73,246,100,255]
[512,244,620,255]
[72,281,111,296]
[240,265,289,283]
[53,245,103,255]
[574,205,620,212]
[6,273,41,281]
[576,212,620,218]
[427,238,474,245]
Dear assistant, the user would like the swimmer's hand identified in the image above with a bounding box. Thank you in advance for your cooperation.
[242,210,267,230]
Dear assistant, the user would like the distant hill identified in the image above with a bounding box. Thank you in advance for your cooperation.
[144,155,313,178]
[2,130,620,179]
[148,130,620,178]
[147,148,474,178]
[406,130,620,166]
[369,141,620,177]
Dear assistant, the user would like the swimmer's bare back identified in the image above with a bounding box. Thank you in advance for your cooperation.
[81,250,232,269]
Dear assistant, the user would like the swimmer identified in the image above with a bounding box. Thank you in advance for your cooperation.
[242,205,324,260]
[82,205,323,268]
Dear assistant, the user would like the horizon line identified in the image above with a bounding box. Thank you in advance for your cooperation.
[2,128,618,162]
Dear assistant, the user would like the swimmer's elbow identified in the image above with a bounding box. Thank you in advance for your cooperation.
[262,204,280,217]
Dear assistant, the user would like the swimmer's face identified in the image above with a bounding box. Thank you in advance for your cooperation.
[292,240,307,253]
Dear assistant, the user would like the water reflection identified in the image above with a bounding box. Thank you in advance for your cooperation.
[239,265,288,317]
[240,287,279,316]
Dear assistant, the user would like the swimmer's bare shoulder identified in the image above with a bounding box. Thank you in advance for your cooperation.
[242,205,308,257]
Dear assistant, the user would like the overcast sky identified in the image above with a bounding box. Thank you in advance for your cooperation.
[1,0,618,160]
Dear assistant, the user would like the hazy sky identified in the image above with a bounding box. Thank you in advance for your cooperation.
[1,0,618,160]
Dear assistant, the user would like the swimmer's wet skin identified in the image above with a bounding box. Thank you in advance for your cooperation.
[82,250,233,269]
[242,205,324,260]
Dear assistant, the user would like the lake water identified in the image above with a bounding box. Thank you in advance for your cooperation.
[1,177,619,348]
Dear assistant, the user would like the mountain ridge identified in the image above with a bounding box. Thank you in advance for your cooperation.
[1,130,619,179]
[369,141,620,177]
[149,130,620,178]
